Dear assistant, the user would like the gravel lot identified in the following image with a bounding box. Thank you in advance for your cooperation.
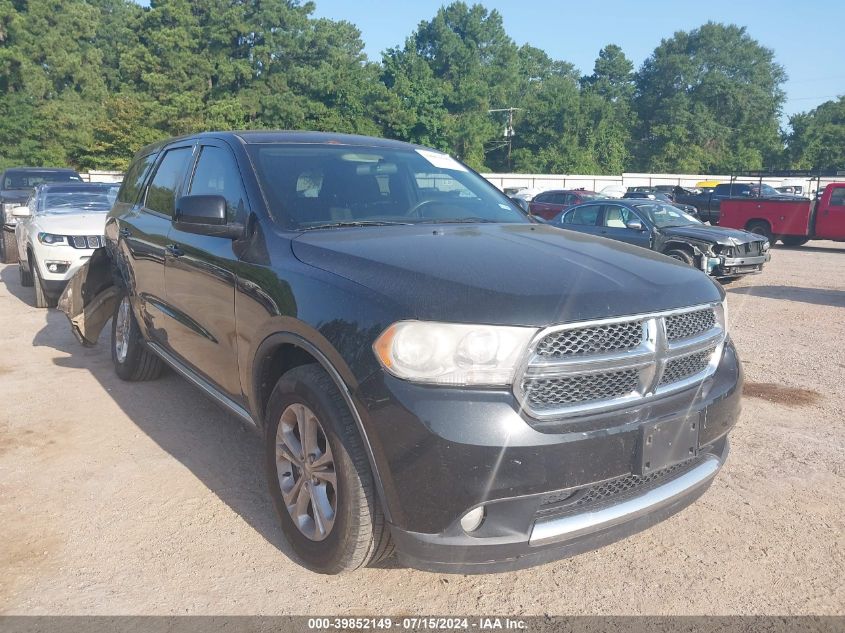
[1,242,843,615]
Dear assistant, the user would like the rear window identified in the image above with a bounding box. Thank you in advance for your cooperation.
[4,171,82,189]
[118,153,158,204]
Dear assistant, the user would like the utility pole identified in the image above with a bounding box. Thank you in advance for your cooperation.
[488,107,523,171]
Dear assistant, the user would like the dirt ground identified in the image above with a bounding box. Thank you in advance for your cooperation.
[1,242,843,616]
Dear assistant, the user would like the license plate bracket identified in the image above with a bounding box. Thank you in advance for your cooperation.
[637,414,700,475]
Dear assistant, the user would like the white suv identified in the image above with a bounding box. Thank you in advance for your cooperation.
[14,182,118,307]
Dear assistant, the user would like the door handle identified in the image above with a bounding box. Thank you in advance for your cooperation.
[165,244,184,257]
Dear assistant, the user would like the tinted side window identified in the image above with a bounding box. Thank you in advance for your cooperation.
[568,204,600,226]
[602,205,638,228]
[145,147,192,216]
[829,188,845,206]
[533,193,549,203]
[118,153,157,204]
[188,146,248,222]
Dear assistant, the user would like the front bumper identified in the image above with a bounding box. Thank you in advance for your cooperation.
[705,252,771,277]
[32,245,97,298]
[357,339,742,573]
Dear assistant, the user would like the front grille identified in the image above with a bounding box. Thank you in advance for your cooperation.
[665,308,716,341]
[70,235,103,249]
[535,321,644,358]
[659,347,716,386]
[523,369,639,410]
[537,456,702,519]
[516,304,724,419]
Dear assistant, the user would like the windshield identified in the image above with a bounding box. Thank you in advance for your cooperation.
[633,202,701,228]
[247,144,528,229]
[753,183,780,197]
[41,185,119,214]
[4,171,82,189]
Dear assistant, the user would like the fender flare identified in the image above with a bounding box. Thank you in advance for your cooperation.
[252,331,393,523]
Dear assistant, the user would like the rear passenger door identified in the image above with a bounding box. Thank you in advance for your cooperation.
[119,145,194,344]
[162,142,247,402]
[559,203,603,238]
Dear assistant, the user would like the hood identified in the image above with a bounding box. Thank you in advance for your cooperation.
[660,224,764,246]
[291,224,722,327]
[35,212,108,235]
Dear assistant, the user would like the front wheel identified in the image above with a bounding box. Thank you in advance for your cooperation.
[19,260,33,287]
[2,229,19,264]
[111,293,164,381]
[265,364,393,574]
[664,248,694,266]
[32,260,57,308]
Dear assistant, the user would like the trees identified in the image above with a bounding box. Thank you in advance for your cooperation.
[0,3,836,175]
[633,22,786,173]
[786,97,845,172]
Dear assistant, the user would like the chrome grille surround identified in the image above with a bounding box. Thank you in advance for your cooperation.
[514,303,726,419]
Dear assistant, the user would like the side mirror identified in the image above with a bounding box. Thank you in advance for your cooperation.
[626,220,644,231]
[174,195,243,239]
[512,198,530,213]
[176,194,227,225]
[11,205,31,218]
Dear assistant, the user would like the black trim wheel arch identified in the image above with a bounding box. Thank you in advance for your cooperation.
[251,331,393,524]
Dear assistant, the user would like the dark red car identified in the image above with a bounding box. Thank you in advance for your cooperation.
[528,189,602,220]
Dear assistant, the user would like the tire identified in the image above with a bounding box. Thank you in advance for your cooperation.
[781,236,809,247]
[19,260,33,287]
[32,260,57,308]
[111,293,164,381]
[2,228,19,264]
[664,248,694,266]
[746,220,773,243]
[265,364,393,574]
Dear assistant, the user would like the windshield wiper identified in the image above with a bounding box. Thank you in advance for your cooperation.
[302,220,413,230]
[417,217,497,224]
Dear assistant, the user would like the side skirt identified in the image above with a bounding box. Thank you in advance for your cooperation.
[147,341,257,429]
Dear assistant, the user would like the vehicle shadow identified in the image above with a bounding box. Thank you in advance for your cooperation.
[32,308,302,558]
[0,264,36,306]
[774,244,845,255]
[727,285,845,308]
[31,307,405,570]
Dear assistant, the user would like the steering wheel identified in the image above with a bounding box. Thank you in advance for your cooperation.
[405,198,441,218]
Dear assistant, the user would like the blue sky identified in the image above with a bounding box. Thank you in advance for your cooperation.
[311,0,845,126]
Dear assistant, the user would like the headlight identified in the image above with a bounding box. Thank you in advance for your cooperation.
[716,298,729,335]
[761,240,770,252]
[373,321,537,386]
[37,232,67,246]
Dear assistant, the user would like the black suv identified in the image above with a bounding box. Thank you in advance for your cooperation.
[61,132,742,574]
[0,167,83,263]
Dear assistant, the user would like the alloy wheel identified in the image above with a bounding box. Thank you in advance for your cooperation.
[275,403,337,541]
[114,296,131,363]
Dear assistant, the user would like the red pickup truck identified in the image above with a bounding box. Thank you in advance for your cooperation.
[719,183,845,246]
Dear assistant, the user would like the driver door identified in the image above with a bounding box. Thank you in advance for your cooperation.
[598,204,652,249]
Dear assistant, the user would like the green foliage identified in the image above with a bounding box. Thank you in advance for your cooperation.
[0,4,833,174]
[633,22,787,173]
[786,97,845,171]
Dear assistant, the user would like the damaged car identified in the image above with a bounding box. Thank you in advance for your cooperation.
[551,199,770,280]
[58,131,742,574]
